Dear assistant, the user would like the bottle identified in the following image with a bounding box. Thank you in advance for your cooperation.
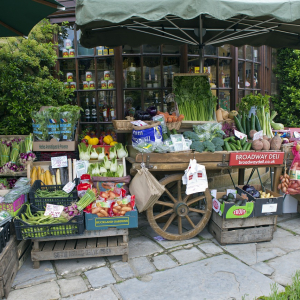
[153,73,159,88]
[245,70,251,87]
[163,92,168,112]
[110,107,116,120]
[102,102,108,122]
[85,98,91,122]
[91,98,97,122]
[98,99,104,122]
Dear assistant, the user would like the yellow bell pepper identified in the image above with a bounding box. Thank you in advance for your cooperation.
[110,141,118,146]
[83,135,91,140]
[103,135,113,145]
[88,137,99,145]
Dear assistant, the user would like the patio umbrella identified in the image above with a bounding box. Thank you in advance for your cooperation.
[0,0,65,37]
[75,0,300,51]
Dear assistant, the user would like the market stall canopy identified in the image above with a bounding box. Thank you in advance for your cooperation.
[0,0,65,37]
[76,0,300,49]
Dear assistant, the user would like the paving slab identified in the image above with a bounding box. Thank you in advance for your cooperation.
[198,242,223,256]
[129,257,156,276]
[257,235,300,253]
[256,247,286,263]
[57,276,88,297]
[277,213,298,223]
[62,287,118,300]
[272,227,293,239]
[54,257,106,276]
[278,218,300,234]
[152,254,178,270]
[198,226,214,240]
[112,261,135,279]
[251,262,274,276]
[141,225,199,249]
[85,267,116,288]
[221,243,257,265]
[12,257,56,289]
[7,281,60,300]
[267,250,300,286]
[115,254,283,300]
[171,247,206,264]
[129,236,163,258]
[107,255,122,264]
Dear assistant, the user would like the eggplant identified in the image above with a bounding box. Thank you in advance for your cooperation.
[146,106,157,117]
[244,185,260,198]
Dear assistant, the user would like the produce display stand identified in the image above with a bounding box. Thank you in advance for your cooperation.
[31,228,129,269]
[127,146,285,240]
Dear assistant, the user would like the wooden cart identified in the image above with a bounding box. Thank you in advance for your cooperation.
[127,147,285,241]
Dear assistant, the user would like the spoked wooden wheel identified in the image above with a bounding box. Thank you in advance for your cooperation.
[147,174,212,241]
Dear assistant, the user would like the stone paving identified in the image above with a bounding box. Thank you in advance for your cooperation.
[5,213,300,300]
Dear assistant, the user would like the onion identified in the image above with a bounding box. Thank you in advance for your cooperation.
[282,187,287,193]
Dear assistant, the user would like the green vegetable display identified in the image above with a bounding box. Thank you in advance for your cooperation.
[35,189,70,198]
[173,75,217,121]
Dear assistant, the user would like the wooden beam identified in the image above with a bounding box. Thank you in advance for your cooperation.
[0,20,23,36]
[32,0,61,9]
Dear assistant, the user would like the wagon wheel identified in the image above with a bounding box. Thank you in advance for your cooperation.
[147,174,212,241]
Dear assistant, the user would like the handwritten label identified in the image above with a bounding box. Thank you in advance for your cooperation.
[234,130,247,140]
[261,203,278,213]
[44,204,64,218]
[51,156,68,168]
[253,130,263,141]
[63,181,75,194]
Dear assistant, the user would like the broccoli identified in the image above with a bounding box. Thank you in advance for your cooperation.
[190,141,204,153]
[215,146,223,151]
[211,137,224,148]
[183,131,200,142]
[203,141,215,152]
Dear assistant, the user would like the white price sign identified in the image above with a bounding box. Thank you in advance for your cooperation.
[44,204,64,218]
[234,130,247,140]
[212,198,221,213]
[262,203,278,213]
[51,156,68,169]
[253,130,264,141]
[63,181,76,194]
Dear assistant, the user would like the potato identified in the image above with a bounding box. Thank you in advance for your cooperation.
[252,140,264,151]
[114,205,122,210]
[99,209,108,217]
[263,135,270,141]
[92,207,101,214]
[249,130,257,139]
[121,207,132,212]
[270,136,282,150]
[261,139,270,150]
[97,212,105,217]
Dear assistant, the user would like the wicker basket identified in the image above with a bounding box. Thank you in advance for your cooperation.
[166,121,182,131]
[112,120,134,131]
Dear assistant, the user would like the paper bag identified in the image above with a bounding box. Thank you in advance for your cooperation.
[129,167,165,212]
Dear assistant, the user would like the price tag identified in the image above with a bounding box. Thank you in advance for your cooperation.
[212,198,221,213]
[262,203,278,213]
[234,130,247,140]
[253,130,264,141]
[44,204,64,218]
[51,156,68,168]
[294,132,300,138]
[63,181,76,194]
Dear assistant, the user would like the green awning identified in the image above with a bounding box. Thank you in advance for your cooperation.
[0,0,64,37]
[76,0,300,49]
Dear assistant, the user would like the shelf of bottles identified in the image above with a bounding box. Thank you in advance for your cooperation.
[57,26,117,136]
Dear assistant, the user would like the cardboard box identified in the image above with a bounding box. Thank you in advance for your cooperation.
[214,192,254,219]
[33,137,78,152]
[85,209,138,230]
[236,185,283,217]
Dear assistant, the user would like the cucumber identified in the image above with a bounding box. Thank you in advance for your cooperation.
[246,142,252,150]
[224,137,232,142]
[224,141,231,152]
[229,143,237,151]
[242,112,246,133]
[241,137,246,146]
[236,140,241,150]
[246,118,251,138]
[234,116,245,134]
[255,115,262,132]
[251,114,256,131]
[242,142,248,150]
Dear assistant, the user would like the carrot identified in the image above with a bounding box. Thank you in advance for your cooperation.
[167,116,173,123]
[178,114,185,121]
[172,112,176,116]
[172,116,178,122]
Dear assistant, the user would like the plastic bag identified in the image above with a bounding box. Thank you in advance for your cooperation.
[153,114,167,134]
[132,138,155,153]
[46,108,60,141]
[287,143,300,194]
[77,183,92,198]
[170,134,185,152]
[32,110,48,141]
[111,196,135,216]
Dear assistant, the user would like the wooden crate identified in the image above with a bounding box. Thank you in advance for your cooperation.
[208,211,276,245]
[0,236,18,299]
[17,240,32,270]
[31,228,128,269]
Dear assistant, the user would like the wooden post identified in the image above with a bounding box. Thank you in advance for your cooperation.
[238,169,245,185]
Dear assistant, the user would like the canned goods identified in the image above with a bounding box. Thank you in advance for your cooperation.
[109,49,114,55]
[104,71,110,81]
[64,39,72,49]
[62,49,69,57]
[86,71,92,81]
[83,81,89,90]
[101,80,108,89]
[108,80,114,89]
[89,81,95,89]
[69,49,75,57]
[64,82,70,89]
[70,82,76,92]
[103,47,109,55]
[67,72,73,82]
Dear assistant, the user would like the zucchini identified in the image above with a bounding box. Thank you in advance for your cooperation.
[255,115,262,132]
[246,118,251,138]
[251,114,256,131]
[242,142,248,150]
[224,137,232,142]
[236,140,241,150]
[246,142,252,150]
[224,141,231,152]
[229,143,237,151]
[241,137,246,146]
[234,116,245,134]
[242,112,246,133]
